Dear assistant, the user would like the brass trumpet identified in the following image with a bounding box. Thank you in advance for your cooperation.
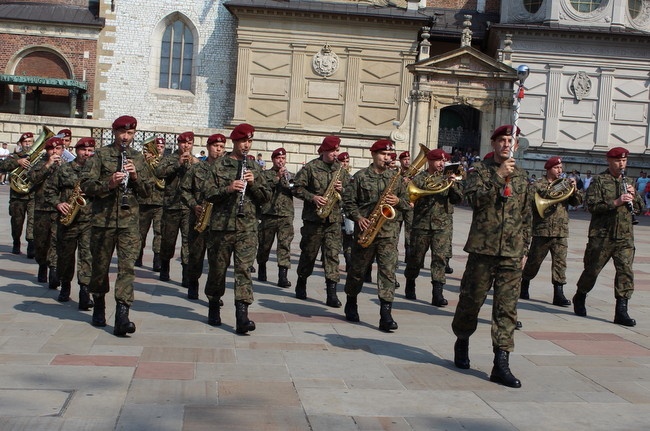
[142,137,165,190]
[534,178,575,218]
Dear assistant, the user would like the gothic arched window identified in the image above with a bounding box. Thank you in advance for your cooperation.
[570,0,603,13]
[523,0,543,13]
[159,20,193,90]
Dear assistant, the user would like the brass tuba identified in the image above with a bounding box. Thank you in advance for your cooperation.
[142,137,165,189]
[10,125,55,194]
[534,178,575,218]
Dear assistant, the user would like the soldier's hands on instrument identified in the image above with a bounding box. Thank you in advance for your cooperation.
[109,171,129,189]
[384,193,399,206]
[56,202,71,216]
[123,158,138,181]
[615,190,635,207]
[357,216,371,232]
[313,195,328,207]
[17,158,30,169]
[334,180,343,192]
[178,152,194,166]
[229,174,252,193]
[193,204,203,219]
[46,153,62,168]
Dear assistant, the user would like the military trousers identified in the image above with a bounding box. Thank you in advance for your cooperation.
[205,230,256,304]
[576,236,635,300]
[344,235,398,302]
[33,210,57,267]
[57,219,92,286]
[159,207,190,264]
[296,220,341,283]
[522,236,567,285]
[402,208,413,251]
[452,253,522,352]
[138,204,162,254]
[257,214,294,268]
[187,212,207,282]
[404,228,452,284]
[9,198,34,243]
[88,225,140,306]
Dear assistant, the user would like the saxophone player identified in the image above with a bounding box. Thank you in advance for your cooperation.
[45,137,96,308]
[293,136,350,307]
[342,139,410,332]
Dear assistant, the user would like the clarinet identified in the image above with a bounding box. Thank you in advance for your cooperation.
[237,152,248,217]
[120,149,130,210]
[620,169,638,225]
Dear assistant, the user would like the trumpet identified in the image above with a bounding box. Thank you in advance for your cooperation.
[237,152,248,217]
[534,178,575,218]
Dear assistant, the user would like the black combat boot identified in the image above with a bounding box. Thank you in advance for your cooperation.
[12,240,20,254]
[552,284,571,307]
[277,267,291,288]
[26,240,35,259]
[78,285,94,310]
[152,253,162,272]
[37,264,48,283]
[57,281,71,302]
[187,279,199,300]
[248,266,256,274]
[207,300,221,326]
[295,276,307,300]
[404,278,416,300]
[181,264,189,288]
[235,300,256,334]
[113,301,136,336]
[344,295,359,322]
[378,299,398,332]
[159,259,170,281]
[325,280,342,308]
[614,298,636,327]
[519,279,530,300]
[48,267,60,289]
[91,294,106,327]
[573,292,587,317]
[445,258,454,274]
[431,281,448,307]
[489,348,521,388]
[258,263,267,282]
[454,338,470,369]
[134,248,143,267]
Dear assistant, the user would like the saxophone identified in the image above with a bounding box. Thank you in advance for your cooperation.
[316,164,344,219]
[60,182,87,226]
[194,201,213,232]
[357,169,400,248]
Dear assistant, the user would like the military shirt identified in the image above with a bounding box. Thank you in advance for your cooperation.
[293,157,350,224]
[80,144,152,228]
[45,160,92,223]
[530,176,582,238]
[410,170,463,231]
[0,156,19,172]
[259,168,295,217]
[463,159,532,258]
[585,169,645,240]
[28,156,60,212]
[180,159,214,210]
[155,151,193,209]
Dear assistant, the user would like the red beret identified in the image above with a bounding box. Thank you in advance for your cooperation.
[337,152,349,161]
[19,132,33,142]
[399,151,410,160]
[490,125,521,140]
[271,148,286,158]
[207,133,226,145]
[247,154,255,160]
[544,156,562,170]
[154,137,165,146]
[177,131,195,143]
[230,123,255,142]
[112,115,137,130]
[427,148,450,161]
[318,135,341,153]
[606,147,629,159]
[483,152,494,160]
[74,137,96,149]
[369,139,395,153]
[57,129,72,138]
[44,137,64,150]
[390,152,397,161]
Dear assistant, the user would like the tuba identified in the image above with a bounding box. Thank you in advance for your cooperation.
[60,182,87,226]
[10,125,55,194]
[316,164,344,219]
[534,178,575,218]
[142,137,165,189]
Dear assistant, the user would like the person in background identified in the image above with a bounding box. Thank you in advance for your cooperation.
[256,153,266,170]
[10,132,36,256]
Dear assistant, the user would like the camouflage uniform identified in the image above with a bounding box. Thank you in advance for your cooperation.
[576,170,644,299]
[137,170,164,260]
[293,158,350,283]
[8,154,35,252]
[343,164,409,302]
[80,144,151,305]
[203,154,271,304]
[404,171,463,285]
[451,159,532,352]
[256,168,295,268]
[28,156,59,270]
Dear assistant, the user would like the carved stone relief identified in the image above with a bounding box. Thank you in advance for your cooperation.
[312,43,339,78]
[569,71,592,101]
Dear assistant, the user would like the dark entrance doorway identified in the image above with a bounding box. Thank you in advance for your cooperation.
[438,105,481,156]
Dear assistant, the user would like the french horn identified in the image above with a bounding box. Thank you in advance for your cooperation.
[534,178,575,218]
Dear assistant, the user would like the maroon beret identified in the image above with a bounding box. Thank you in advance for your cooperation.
[606,147,629,159]
[483,152,494,160]
[318,135,341,153]
[207,133,226,145]
[369,139,395,153]
[390,152,397,161]
[74,137,96,149]
[427,148,450,161]
[154,137,165,146]
[490,125,521,140]
[337,152,349,161]
[44,137,64,150]
[544,156,562,170]
[230,123,255,142]
[112,115,137,130]
[177,131,195,143]
[247,154,255,160]
[57,129,72,138]
[399,151,410,160]
[271,148,286,159]
[19,132,34,142]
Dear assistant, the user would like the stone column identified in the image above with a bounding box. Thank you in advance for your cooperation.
[409,89,431,156]
[32,88,42,115]
[342,48,362,132]
[81,93,89,119]
[543,63,563,146]
[19,85,27,115]
[69,88,79,118]
[595,67,615,150]
[233,39,253,123]
[287,43,307,128]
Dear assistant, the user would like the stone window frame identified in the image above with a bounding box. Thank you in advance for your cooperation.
[569,0,604,13]
[522,0,544,13]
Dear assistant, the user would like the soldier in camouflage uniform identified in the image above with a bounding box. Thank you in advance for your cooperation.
[156,131,200,285]
[9,132,36,256]
[404,148,463,306]
[398,151,413,263]
[520,156,581,307]
[80,115,152,337]
[46,137,96,309]
[202,124,271,333]
[573,147,644,327]
[293,136,350,307]
[180,133,226,300]
[28,136,64,288]
[136,136,165,271]
[338,152,355,271]
[343,139,410,332]
[451,125,532,389]
[256,147,295,288]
